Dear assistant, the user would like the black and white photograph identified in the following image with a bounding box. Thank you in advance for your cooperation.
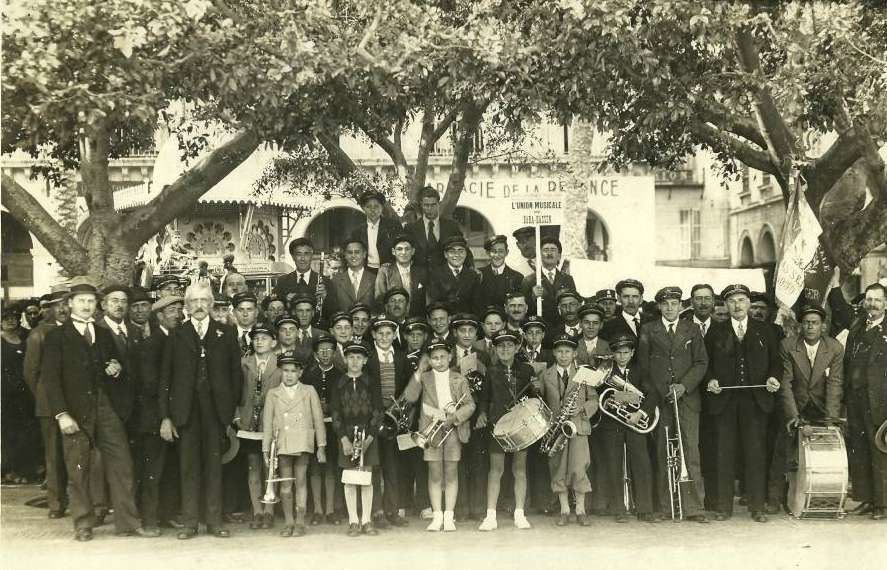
[1,1,886,569]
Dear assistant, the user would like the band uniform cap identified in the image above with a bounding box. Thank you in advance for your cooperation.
[129,286,151,304]
[484,234,508,251]
[481,305,507,322]
[450,313,480,330]
[213,292,232,307]
[577,303,606,320]
[276,351,305,368]
[312,332,338,350]
[343,342,370,356]
[288,237,315,257]
[491,330,519,345]
[521,315,547,332]
[595,289,617,302]
[330,311,353,325]
[250,324,276,339]
[426,340,451,354]
[152,295,184,312]
[2,306,22,320]
[512,226,535,239]
[555,289,582,305]
[232,292,258,307]
[358,189,386,206]
[504,290,526,302]
[391,233,416,249]
[347,303,371,318]
[151,274,180,291]
[798,305,827,320]
[615,278,645,295]
[749,291,773,306]
[371,314,398,331]
[67,276,101,298]
[551,333,578,349]
[402,316,430,333]
[425,301,450,316]
[441,234,468,251]
[383,287,410,304]
[609,334,637,351]
[289,294,315,308]
[721,283,751,300]
[654,286,683,304]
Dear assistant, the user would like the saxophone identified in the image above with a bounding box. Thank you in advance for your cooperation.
[539,373,583,456]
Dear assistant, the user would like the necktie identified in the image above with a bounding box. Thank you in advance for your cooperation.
[530,349,537,361]
[427,220,437,248]
[298,273,307,286]
[559,369,569,397]
[633,317,640,332]
[463,348,470,358]
[547,270,555,283]
[257,359,267,380]
[668,323,675,338]
[196,320,205,338]
[83,324,93,345]
[351,272,360,296]
[737,322,745,341]
[118,324,127,338]
[699,322,707,336]
[453,268,460,279]
[241,332,249,352]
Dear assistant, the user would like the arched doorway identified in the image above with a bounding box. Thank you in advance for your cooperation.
[585,210,610,260]
[739,236,755,267]
[302,207,365,254]
[757,230,776,264]
[1,212,34,298]
[452,206,494,263]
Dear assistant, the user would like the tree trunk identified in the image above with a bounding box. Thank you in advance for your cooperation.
[440,99,488,217]
[560,121,598,260]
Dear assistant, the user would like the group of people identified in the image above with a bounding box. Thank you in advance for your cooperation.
[6,185,886,543]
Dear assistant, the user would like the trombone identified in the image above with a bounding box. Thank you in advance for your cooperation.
[665,385,691,521]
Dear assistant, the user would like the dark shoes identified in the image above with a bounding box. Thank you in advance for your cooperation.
[764,504,782,515]
[372,514,389,529]
[387,514,409,527]
[116,527,161,538]
[871,508,887,520]
[93,510,108,527]
[347,523,361,537]
[74,529,93,542]
[687,514,709,524]
[714,512,731,521]
[851,502,873,515]
[293,524,306,537]
[280,525,294,537]
[751,511,769,523]
[556,513,570,526]
[177,528,198,540]
[615,514,630,524]
[249,513,263,530]
[208,526,231,538]
[48,509,66,519]
[638,513,658,523]
[576,513,591,527]
[311,512,323,526]
[362,522,378,536]
[327,512,342,525]
[262,513,274,529]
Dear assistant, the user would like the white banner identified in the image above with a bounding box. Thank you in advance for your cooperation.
[774,178,823,310]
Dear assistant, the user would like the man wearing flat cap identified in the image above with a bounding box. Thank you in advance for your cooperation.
[374,233,428,317]
[351,189,403,270]
[42,278,148,541]
[478,235,524,310]
[637,286,709,522]
[703,284,781,523]
[428,235,482,313]
[769,305,844,511]
[403,186,464,268]
[520,235,576,325]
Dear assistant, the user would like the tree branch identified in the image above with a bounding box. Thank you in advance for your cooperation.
[833,102,887,203]
[122,129,261,248]
[316,131,357,177]
[1,173,89,274]
[691,121,779,176]
[430,107,459,144]
[440,98,490,217]
[697,101,767,149]
[805,133,863,211]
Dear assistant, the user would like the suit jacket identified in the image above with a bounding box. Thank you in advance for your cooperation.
[237,354,282,431]
[159,319,243,427]
[703,318,780,415]
[780,336,844,421]
[575,336,611,366]
[637,319,708,413]
[539,363,599,436]
[478,264,524,310]
[365,346,412,404]
[41,321,126,431]
[133,328,171,434]
[95,318,137,422]
[262,383,326,454]
[23,320,58,417]
[403,216,463,268]
[272,270,333,319]
[844,318,887,425]
[520,268,577,325]
[374,263,428,317]
[600,310,653,344]
[351,216,403,267]
[402,369,476,444]
[329,267,378,314]
[428,264,482,314]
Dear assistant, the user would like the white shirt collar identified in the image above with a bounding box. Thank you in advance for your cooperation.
[662,317,678,330]
[556,365,570,376]
[693,315,711,327]
[376,344,395,361]
[731,316,749,336]
[449,264,463,274]
[622,311,640,328]
[159,324,170,336]
[348,267,364,279]
[191,316,209,335]
[104,315,125,331]
[867,315,885,327]
[491,263,505,275]
[583,337,598,350]
[367,219,380,230]
[296,269,313,281]
[237,326,252,337]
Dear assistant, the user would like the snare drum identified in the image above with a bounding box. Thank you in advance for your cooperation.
[787,426,848,519]
[492,398,552,453]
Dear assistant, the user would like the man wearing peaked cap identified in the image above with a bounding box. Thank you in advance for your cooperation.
[152,274,182,299]
[519,316,551,368]
[704,281,781,522]
[232,292,259,359]
[478,234,524,311]
[594,288,619,319]
[601,278,650,345]
[575,303,610,366]
[637,283,709,522]
[520,237,576,326]
[402,186,463,268]
[382,286,411,327]
[428,233,481,316]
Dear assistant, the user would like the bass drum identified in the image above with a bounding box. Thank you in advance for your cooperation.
[787,426,848,519]
[492,398,552,453]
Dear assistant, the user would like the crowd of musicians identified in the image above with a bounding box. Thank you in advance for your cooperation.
[5,186,886,542]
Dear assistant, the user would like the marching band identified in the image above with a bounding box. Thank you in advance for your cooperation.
[7,186,887,543]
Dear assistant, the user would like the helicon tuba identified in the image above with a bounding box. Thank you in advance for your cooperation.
[585,356,659,434]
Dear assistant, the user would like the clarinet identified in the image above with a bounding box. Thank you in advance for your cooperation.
[314,252,326,326]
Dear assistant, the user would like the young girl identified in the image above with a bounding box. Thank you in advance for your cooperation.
[235,324,281,530]
[402,341,476,531]
[330,342,383,537]
[262,352,327,537]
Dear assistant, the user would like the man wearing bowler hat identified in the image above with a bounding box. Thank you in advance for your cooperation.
[351,189,403,270]
[703,284,781,522]
[41,277,152,541]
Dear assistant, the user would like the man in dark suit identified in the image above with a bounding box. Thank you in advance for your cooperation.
[637,286,709,523]
[403,186,463,268]
[770,305,844,511]
[351,189,403,270]
[365,316,412,527]
[520,235,576,325]
[843,283,887,519]
[600,278,653,345]
[41,279,151,541]
[428,235,482,313]
[373,234,428,317]
[127,286,154,341]
[95,285,137,427]
[478,235,524,310]
[133,295,185,533]
[703,284,781,522]
[159,282,243,538]
[329,237,377,313]
[272,237,333,319]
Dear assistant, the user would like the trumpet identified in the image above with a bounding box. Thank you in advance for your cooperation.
[665,385,691,521]
[412,392,468,449]
[585,357,659,434]
[261,429,294,504]
[351,425,366,463]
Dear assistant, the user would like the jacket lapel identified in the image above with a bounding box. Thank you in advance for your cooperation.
[357,271,374,301]
[791,339,812,381]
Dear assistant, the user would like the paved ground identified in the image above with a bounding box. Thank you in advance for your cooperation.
[1,484,885,570]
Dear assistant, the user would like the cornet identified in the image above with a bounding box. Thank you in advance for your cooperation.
[412,392,468,449]
[261,429,296,504]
